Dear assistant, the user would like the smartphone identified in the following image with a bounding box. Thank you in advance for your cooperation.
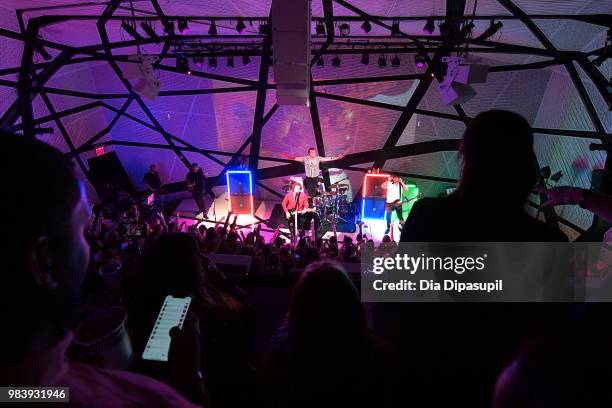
[119,222,146,238]
[142,295,192,362]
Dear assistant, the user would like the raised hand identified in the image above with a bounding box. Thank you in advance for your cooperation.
[535,186,583,207]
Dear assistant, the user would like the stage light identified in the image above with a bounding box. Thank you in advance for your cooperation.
[140,22,161,43]
[236,17,246,33]
[458,22,475,39]
[316,57,324,67]
[163,21,175,36]
[414,54,427,69]
[551,171,563,183]
[227,56,234,67]
[361,53,369,65]
[361,19,372,33]
[391,55,401,68]
[316,21,326,35]
[178,17,189,34]
[378,55,387,67]
[391,19,401,36]
[208,19,217,36]
[193,55,204,67]
[122,21,144,41]
[176,55,189,73]
[423,17,435,34]
[209,56,217,67]
[475,20,503,41]
[339,23,350,36]
[332,55,341,67]
[242,54,251,65]
[259,22,270,35]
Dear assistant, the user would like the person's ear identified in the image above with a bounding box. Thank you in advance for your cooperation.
[28,236,59,289]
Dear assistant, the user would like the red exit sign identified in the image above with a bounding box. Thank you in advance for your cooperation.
[95,147,105,156]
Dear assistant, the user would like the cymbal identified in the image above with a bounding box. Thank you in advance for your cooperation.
[335,183,349,188]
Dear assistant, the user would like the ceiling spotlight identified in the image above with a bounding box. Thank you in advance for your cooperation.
[360,53,369,65]
[208,19,217,36]
[316,21,326,35]
[475,20,503,41]
[423,17,435,35]
[332,55,341,67]
[176,55,189,73]
[236,18,246,33]
[458,22,475,39]
[163,21,175,36]
[140,22,161,43]
[391,19,401,36]
[339,23,350,36]
[414,54,427,69]
[316,57,324,67]
[209,56,217,67]
[193,55,204,67]
[242,54,251,65]
[361,19,372,33]
[178,17,189,34]
[122,21,144,41]
[391,55,401,68]
[227,56,234,67]
[378,55,387,68]
[259,21,270,35]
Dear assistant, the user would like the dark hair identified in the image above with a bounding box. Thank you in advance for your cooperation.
[308,147,316,153]
[149,164,156,169]
[457,110,537,208]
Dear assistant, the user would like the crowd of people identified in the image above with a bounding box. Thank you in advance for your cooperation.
[1,108,611,408]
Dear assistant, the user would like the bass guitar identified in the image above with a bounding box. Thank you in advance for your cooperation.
[384,193,424,212]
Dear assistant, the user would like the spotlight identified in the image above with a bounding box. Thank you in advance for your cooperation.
[391,19,401,36]
[242,54,251,65]
[339,23,350,36]
[122,21,144,41]
[163,21,175,36]
[458,22,475,39]
[550,171,563,183]
[391,55,401,68]
[361,19,372,33]
[332,55,341,67]
[236,18,246,33]
[414,54,427,69]
[140,22,161,43]
[178,17,189,34]
[227,56,234,67]
[209,56,217,67]
[208,19,217,36]
[176,55,189,73]
[316,57,324,67]
[378,55,387,67]
[316,21,326,35]
[423,17,435,34]
[259,22,270,35]
[193,55,204,67]
[475,20,503,41]
[360,53,369,65]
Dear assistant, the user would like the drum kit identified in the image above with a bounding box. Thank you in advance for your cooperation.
[281,177,352,226]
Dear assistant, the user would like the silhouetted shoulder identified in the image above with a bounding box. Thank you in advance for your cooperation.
[520,214,568,242]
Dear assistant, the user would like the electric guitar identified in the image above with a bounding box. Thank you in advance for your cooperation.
[287,207,316,219]
[384,193,424,212]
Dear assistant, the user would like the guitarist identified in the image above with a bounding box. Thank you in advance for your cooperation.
[185,163,212,219]
[382,174,409,235]
[282,182,317,239]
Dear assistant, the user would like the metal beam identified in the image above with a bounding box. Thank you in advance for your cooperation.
[497,0,556,53]
[564,62,606,136]
[10,100,103,131]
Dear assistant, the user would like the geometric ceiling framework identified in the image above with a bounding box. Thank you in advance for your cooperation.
[0,0,610,236]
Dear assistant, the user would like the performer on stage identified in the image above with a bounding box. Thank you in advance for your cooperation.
[382,174,409,235]
[185,163,212,218]
[282,148,344,199]
[143,164,162,194]
[281,182,318,239]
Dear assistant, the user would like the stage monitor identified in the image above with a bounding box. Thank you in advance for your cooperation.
[226,170,254,215]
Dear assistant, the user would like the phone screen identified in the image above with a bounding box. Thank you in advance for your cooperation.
[142,295,192,362]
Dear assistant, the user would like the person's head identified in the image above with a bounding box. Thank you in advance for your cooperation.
[2,132,90,363]
[191,162,200,173]
[139,233,206,300]
[382,235,391,242]
[391,174,400,183]
[308,147,316,158]
[149,164,156,173]
[457,110,537,208]
[293,182,303,194]
[286,261,365,350]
